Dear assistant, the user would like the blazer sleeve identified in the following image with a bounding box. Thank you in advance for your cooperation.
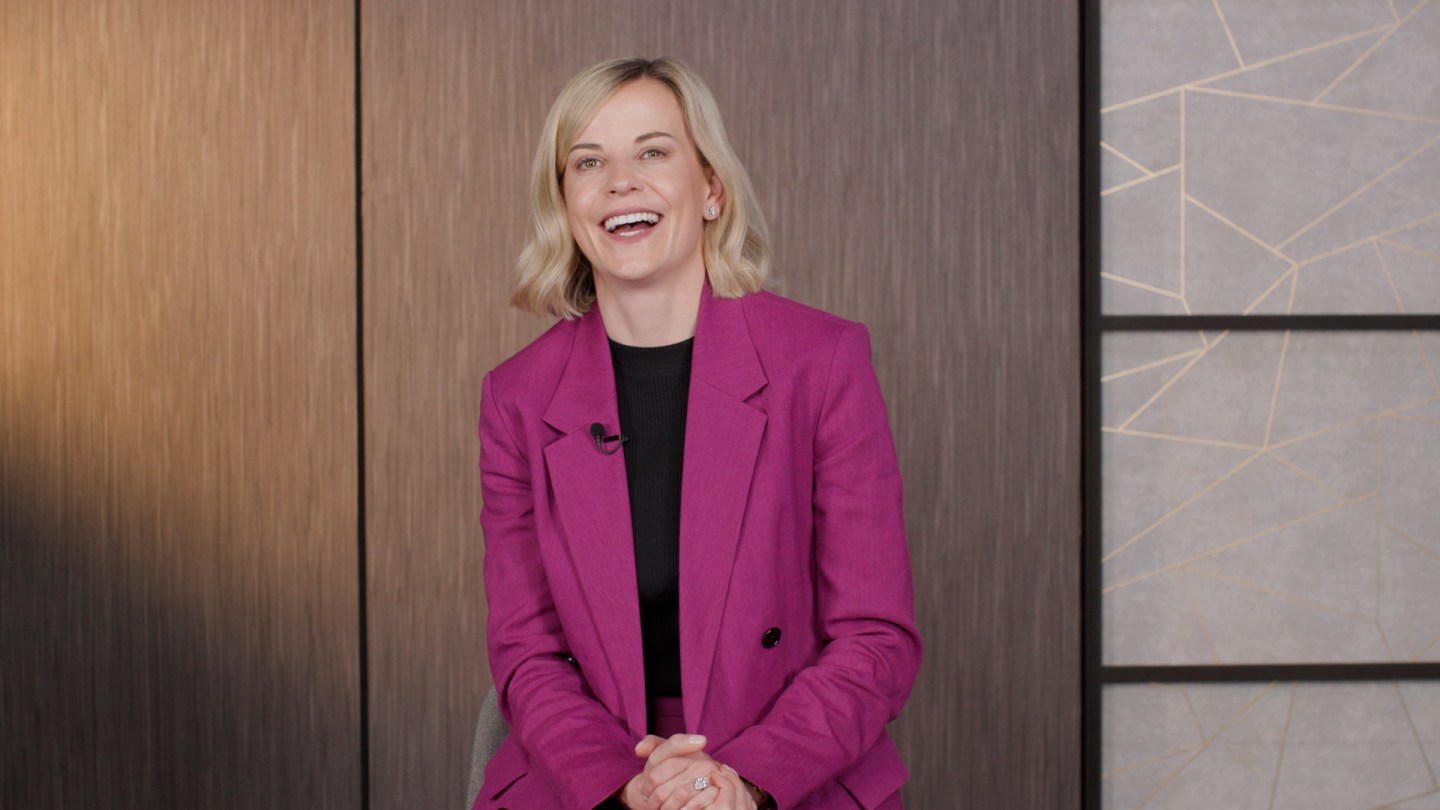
[479,371,640,809]
[710,323,923,809]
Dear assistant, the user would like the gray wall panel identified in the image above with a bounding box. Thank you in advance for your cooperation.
[364,2,1079,807]
[0,1,361,806]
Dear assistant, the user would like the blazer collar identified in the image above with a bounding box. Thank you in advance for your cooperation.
[541,277,766,435]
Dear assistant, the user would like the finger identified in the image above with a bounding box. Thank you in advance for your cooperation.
[642,754,708,802]
[706,771,739,810]
[659,772,719,810]
[634,734,666,758]
[646,758,713,804]
[679,784,720,810]
[645,733,707,770]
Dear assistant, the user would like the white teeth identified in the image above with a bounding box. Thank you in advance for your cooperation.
[604,212,660,232]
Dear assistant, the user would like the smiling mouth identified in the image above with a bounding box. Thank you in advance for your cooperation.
[604,212,661,233]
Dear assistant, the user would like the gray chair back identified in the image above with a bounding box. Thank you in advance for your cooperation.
[465,685,510,809]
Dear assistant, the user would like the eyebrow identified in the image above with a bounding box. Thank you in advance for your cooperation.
[567,131,676,154]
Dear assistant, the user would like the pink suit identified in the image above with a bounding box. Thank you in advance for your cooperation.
[475,279,921,809]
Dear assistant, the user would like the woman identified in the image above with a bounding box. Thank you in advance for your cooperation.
[476,57,920,810]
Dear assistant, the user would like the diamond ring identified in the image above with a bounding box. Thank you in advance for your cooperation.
[693,776,711,792]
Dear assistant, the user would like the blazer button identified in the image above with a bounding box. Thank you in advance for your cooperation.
[761,627,782,649]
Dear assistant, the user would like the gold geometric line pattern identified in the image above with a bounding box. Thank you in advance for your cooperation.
[1103,140,1158,176]
[1385,521,1440,563]
[1188,85,1440,125]
[1380,237,1440,263]
[1313,0,1431,103]
[1297,209,1440,268]
[1265,395,1440,450]
[1103,426,1262,451]
[1388,788,1440,807]
[1180,568,1224,663]
[1267,684,1296,810]
[1279,133,1440,251]
[1240,265,1301,317]
[1283,265,1300,313]
[1129,682,1283,810]
[1389,0,1402,23]
[1394,683,1440,789]
[1183,193,1293,263]
[1100,25,1394,114]
[1100,271,1187,299]
[1420,633,1440,658]
[1115,347,1210,430]
[1102,348,1205,383]
[1104,495,1368,592]
[1375,240,1409,312]
[1101,745,1202,780]
[1184,565,1377,625]
[1180,685,1207,740]
[1180,88,1191,312]
[1377,607,1400,660]
[1409,331,1440,395]
[1107,684,1440,809]
[1376,462,1384,623]
[1102,164,1182,198]
[1102,450,1264,564]
[1262,330,1292,448]
[1212,0,1246,68]
[1265,448,1357,502]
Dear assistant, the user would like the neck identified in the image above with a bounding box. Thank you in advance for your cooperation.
[593,266,705,346]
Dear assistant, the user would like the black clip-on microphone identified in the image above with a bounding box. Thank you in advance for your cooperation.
[590,422,627,455]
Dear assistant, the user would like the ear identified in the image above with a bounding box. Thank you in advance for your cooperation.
[704,166,725,211]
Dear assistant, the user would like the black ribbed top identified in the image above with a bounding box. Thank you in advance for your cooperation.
[608,336,692,700]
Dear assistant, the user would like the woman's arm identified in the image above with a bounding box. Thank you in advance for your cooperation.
[708,323,923,808]
[480,371,640,809]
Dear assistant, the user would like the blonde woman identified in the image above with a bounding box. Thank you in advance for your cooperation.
[476,57,920,810]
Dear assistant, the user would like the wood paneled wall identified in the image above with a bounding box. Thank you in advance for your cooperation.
[0,1,360,807]
[2,1,1077,806]
[363,2,1080,808]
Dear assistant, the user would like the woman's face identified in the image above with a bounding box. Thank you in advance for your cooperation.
[562,78,722,294]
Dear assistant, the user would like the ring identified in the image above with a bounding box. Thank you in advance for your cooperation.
[693,776,710,792]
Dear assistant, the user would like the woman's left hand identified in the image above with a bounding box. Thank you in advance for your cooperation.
[632,735,757,810]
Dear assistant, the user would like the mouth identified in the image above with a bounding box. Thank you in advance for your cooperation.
[602,210,662,236]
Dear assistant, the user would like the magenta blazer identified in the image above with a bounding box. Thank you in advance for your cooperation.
[475,278,921,810]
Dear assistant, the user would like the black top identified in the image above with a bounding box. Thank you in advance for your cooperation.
[608,336,692,700]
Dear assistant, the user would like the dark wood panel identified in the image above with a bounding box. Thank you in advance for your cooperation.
[0,1,361,807]
[364,2,1079,807]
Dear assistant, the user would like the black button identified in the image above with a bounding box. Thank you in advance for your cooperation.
[761,627,782,648]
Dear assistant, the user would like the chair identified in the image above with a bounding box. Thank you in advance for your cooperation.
[465,685,510,809]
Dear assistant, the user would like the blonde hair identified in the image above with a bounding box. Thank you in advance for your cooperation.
[511,57,772,319]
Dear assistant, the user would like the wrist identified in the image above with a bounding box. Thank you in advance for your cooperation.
[742,777,775,809]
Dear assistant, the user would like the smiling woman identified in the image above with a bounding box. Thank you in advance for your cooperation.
[476,57,921,810]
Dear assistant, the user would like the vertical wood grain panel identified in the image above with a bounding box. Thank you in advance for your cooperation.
[0,1,361,806]
[364,2,1079,807]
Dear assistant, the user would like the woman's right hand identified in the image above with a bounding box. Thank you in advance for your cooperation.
[617,735,758,810]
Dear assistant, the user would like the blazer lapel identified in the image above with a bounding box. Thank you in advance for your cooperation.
[541,306,648,737]
[680,283,768,728]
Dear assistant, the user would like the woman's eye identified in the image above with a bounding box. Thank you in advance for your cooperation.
[575,156,600,170]
[641,148,665,159]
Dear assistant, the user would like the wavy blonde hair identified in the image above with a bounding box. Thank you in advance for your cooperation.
[511,57,772,319]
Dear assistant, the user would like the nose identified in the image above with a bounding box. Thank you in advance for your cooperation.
[605,161,641,194]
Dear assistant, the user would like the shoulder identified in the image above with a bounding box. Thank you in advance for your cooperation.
[483,315,577,407]
[738,289,873,370]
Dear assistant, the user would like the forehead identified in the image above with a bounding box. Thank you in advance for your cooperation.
[575,78,689,144]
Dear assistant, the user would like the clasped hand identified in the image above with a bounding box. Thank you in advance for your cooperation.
[617,734,759,810]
